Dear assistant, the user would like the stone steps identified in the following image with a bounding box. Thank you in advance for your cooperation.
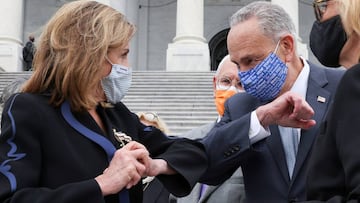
[0,71,217,135]
[123,71,217,135]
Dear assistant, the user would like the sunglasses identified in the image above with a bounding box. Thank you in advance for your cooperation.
[313,0,330,21]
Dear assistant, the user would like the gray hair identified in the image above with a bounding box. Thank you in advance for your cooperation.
[215,55,230,76]
[1,77,28,104]
[230,1,296,43]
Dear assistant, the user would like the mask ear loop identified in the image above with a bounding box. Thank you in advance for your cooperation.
[104,56,114,65]
[273,38,290,69]
[274,39,288,64]
[274,39,281,54]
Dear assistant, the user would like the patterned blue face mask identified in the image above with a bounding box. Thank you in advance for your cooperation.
[101,58,132,104]
[238,41,287,102]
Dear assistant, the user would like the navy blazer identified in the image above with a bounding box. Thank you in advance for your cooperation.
[201,62,345,203]
[176,122,246,203]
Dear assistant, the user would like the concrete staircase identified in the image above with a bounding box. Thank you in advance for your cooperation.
[0,71,217,136]
[0,72,31,97]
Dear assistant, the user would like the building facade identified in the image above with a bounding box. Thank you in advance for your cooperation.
[0,0,316,72]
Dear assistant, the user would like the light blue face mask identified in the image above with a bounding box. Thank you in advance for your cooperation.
[101,58,132,104]
[238,41,287,102]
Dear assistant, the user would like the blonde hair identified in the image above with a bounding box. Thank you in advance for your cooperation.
[136,112,170,134]
[337,0,360,36]
[22,0,135,112]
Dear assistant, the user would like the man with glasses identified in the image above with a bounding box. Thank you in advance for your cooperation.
[200,2,345,202]
[174,55,246,203]
[310,0,359,68]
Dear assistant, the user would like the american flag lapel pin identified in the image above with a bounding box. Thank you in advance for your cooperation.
[317,96,326,103]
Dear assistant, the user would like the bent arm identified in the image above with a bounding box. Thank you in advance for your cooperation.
[199,112,253,185]
[138,123,208,197]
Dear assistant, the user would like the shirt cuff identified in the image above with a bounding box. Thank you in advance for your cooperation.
[249,111,271,144]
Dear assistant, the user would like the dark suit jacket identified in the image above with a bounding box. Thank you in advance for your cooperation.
[200,62,345,203]
[304,64,360,203]
[143,123,216,203]
[176,122,246,203]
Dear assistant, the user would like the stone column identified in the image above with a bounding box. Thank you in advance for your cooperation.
[166,0,210,71]
[137,0,149,71]
[110,0,139,70]
[0,0,24,72]
[272,0,308,59]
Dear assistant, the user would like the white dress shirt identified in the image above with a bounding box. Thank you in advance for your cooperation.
[249,57,310,144]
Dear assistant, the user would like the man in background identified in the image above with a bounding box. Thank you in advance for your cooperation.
[175,55,246,203]
[22,35,36,71]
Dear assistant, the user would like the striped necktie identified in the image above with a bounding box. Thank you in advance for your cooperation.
[280,127,299,178]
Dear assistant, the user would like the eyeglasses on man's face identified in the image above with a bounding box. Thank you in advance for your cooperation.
[313,0,330,21]
[216,77,243,91]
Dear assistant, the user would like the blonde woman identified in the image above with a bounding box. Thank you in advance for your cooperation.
[310,0,360,68]
[0,1,207,203]
[305,0,360,202]
[136,112,170,135]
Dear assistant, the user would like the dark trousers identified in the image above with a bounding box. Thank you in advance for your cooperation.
[24,61,33,71]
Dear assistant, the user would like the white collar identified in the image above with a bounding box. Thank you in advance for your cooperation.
[289,57,310,99]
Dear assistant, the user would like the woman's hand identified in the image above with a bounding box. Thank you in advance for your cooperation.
[95,141,150,196]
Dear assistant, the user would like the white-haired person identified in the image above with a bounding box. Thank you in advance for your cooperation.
[175,54,246,203]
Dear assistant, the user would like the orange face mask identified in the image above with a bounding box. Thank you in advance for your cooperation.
[214,88,237,116]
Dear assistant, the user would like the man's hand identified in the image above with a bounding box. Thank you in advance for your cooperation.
[145,159,176,177]
[256,92,316,129]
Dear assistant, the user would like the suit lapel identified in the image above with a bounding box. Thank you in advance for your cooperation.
[291,64,331,182]
[266,64,332,185]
